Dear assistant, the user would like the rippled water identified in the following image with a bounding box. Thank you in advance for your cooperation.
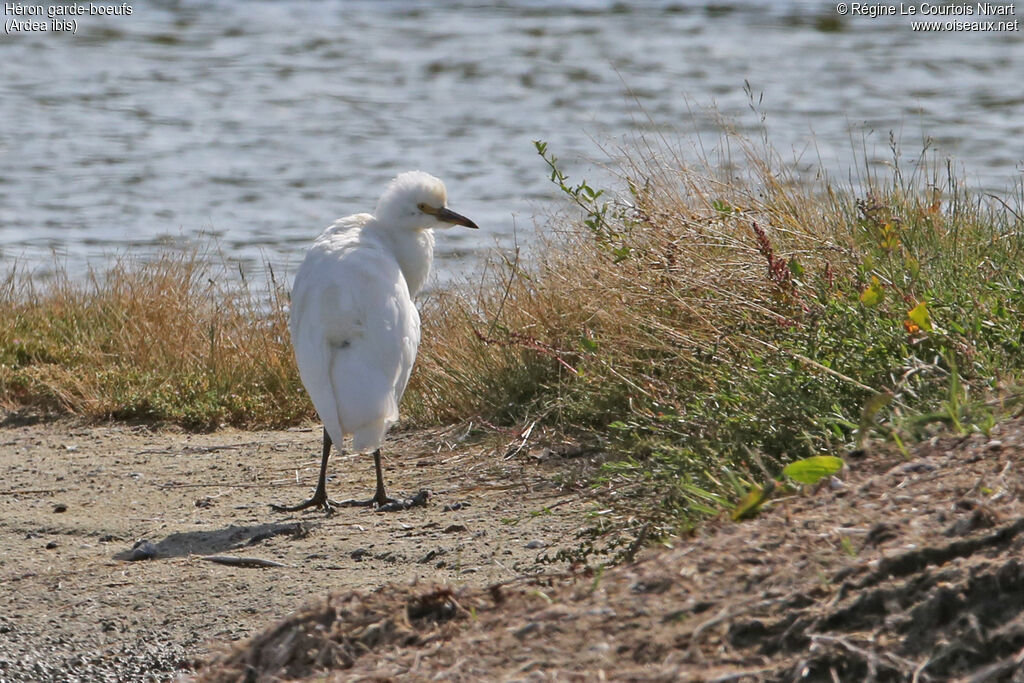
[1,1,1021,281]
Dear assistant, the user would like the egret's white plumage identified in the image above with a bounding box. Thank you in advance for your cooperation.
[273,171,478,513]
[289,213,422,453]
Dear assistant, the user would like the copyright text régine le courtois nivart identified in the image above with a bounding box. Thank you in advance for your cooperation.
[841,2,1015,18]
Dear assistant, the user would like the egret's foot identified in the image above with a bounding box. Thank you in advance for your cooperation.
[270,491,339,514]
[376,489,430,512]
[332,496,385,508]
[333,489,430,512]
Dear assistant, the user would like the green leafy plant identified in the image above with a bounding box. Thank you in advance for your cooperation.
[782,456,845,485]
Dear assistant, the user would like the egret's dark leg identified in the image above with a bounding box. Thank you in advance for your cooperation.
[270,427,336,513]
[372,449,388,506]
[336,449,430,512]
[336,449,393,508]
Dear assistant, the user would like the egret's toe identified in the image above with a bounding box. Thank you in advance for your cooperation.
[376,489,430,512]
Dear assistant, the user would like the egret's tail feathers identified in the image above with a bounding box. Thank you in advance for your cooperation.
[351,418,390,453]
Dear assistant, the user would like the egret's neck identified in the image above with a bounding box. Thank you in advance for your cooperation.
[384,228,434,297]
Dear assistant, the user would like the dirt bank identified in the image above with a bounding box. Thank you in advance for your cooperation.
[201,420,1024,682]
[0,420,591,681]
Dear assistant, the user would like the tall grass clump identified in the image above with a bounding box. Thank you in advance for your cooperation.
[0,250,310,428]
[406,133,1024,546]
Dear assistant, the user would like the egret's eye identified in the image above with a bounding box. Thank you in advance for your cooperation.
[418,202,440,216]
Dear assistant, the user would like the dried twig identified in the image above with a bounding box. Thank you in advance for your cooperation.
[473,328,578,374]
[504,420,536,460]
[689,598,784,660]
[157,481,292,490]
[199,555,289,569]
[708,669,775,683]
[0,488,68,496]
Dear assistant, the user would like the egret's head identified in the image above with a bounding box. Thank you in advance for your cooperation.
[374,171,479,232]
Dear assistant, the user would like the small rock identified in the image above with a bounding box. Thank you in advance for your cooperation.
[443,502,469,512]
[631,577,673,594]
[53,503,67,513]
[514,622,540,639]
[45,540,58,550]
[128,540,158,561]
[692,600,716,614]
[864,523,898,547]
[986,439,1003,452]
[945,506,998,537]
[894,460,936,475]
[350,548,369,561]
[525,540,546,549]
[418,548,446,564]
[443,524,467,534]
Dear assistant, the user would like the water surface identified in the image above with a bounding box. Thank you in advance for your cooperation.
[1,1,1021,280]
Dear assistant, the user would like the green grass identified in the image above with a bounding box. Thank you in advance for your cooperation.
[2,131,1023,555]
[409,135,1024,555]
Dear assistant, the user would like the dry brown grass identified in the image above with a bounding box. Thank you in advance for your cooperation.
[0,249,309,427]
[406,135,858,428]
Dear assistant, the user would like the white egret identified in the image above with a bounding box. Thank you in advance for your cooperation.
[272,171,478,513]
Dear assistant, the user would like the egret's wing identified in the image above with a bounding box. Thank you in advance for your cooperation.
[290,219,419,452]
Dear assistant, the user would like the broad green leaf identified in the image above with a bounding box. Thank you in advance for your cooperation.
[860,276,884,306]
[731,479,776,521]
[907,300,933,332]
[783,455,844,484]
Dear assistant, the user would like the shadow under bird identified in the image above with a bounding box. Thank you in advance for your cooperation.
[272,171,478,513]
